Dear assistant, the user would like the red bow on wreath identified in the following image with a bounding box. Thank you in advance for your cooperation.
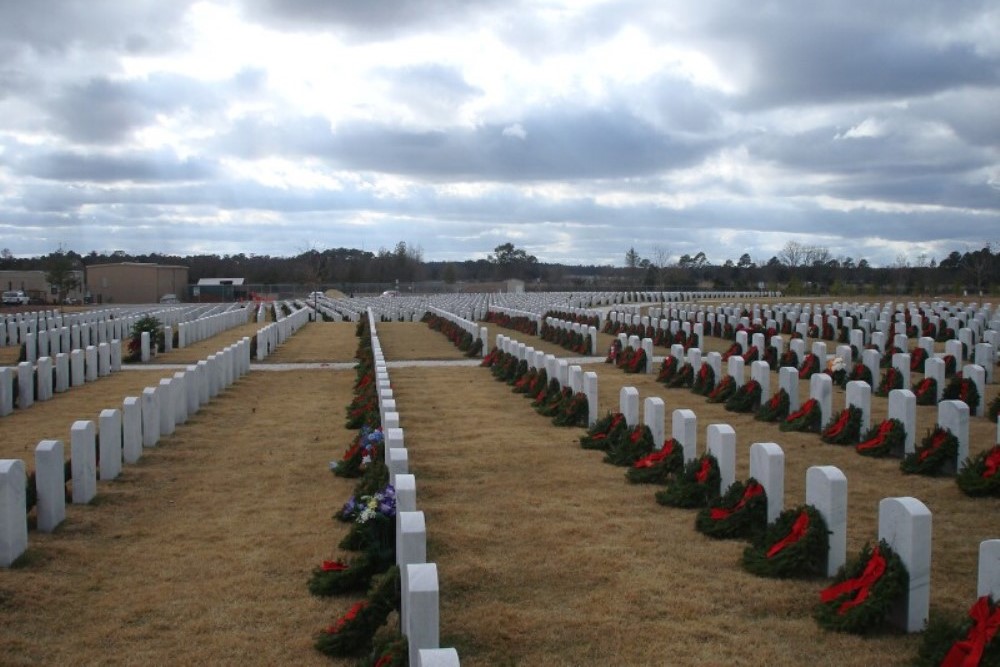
[766,511,809,558]
[709,482,763,520]
[694,458,713,483]
[983,448,1000,479]
[819,546,886,615]
[941,595,1000,667]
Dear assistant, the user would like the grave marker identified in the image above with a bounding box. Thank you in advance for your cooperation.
[750,442,784,522]
[707,424,736,491]
[878,497,932,633]
[888,390,917,454]
[34,440,65,533]
[0,459,27,567]
[70,420,97,504]
[806,466,847,576]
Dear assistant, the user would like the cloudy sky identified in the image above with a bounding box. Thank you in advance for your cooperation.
[0,1,997,267]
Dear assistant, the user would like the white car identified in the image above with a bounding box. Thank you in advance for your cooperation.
[2,290,30,305]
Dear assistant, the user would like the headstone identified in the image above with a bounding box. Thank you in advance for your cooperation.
[0,459,28,567]
[727,356,745,388]
[962,364,986,417]
[878,497,932,633]
[36,357,53,401]
[806,466,847,577]
[672,409,697,462]
[938,400,970,470]
[706,424,736,491]
[778,366,799,412]
[406,563,440,667]
[620,387,639,426]
[924,357,946,401]
[84,345,98,382]
[70,420,97,504]
[141,386,160,447]
[387,427,404,450]
[158,379,176,436]
[810,373,833,429]
[70,349,85,387]
[974,343,995,384]
[17,362,34,409]
[398,511,427,635]
[418,648,460,667]
[98,409,122,481]
[750,361,770,406]
[55,352,69,393]
[122,397,142,464]
[845,381,872,437]
[387,447,408,487]
[0,368,13,416]
[888,390,917,454]
[141,331,151,363]
[643,397,665,447]
[750,442,784,523]
[396,474,416,513]
[892,353,911,390]
[862,349,881,387]
[34,440,66,533]
[583,372,598,427]
[978,539,1000,598]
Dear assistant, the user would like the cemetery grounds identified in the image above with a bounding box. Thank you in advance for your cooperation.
[0,302,998,666]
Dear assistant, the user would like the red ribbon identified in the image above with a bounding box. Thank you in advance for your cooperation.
[710,482,764,520]
[325,600,367,634]
[766,511,810,558]
[694,458,713,483]
[982,447,1000,478]
[632,442,676,468]
[824,409,850,439]
[919,429,949,461]
[374,654,395,667]
[856,420,895,452]
[786,398,818,423]
[941,596,1000,667]
[321,560,349,572]
[819,547,886,614]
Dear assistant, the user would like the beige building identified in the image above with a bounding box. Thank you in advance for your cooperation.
[87,262,189,304]
[0,270,85,304]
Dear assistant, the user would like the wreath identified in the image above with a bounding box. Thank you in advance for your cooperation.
[604,424,655,467]
[536,385,572,417]
[721,342,742,361]
[315,567,400,658]
[657,356,679,383]
[901,425,959,476]
[512,366,536,394]
[626,438,684,484]
[956,445,1000,497]
[915,595,1000,666]
[690,363,716,395]
[580,412,628,451]
[725,379,762,413]
[875,367,904,397]
[552,391,589,428]
[620,347,648,374]
[989,394,1000,422]
[706,374,736,404]
[799,353,820,379]
[821,405,864,445]
[531,377,561,409]
[814,540,909,635]
[913,377,938,406]
[943,375,981,414]
[944,354,958,377]
[667,363,694,389]
[332,426,385,479]
[742,346,760,364]
[694,479,767,540]
[481,346,500,367]
[756,389,790,422]
[742,505,830,578]
[880,347,901,369]
[848,362,873,386]
[855,419,906,458]
[910,347,929,373]
[359,633,409,667]
[780,398,823,433]
[655,454,721,509]
[780,349,800,369]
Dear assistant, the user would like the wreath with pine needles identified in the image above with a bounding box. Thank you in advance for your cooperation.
[694,479,767,540]
[989,394,1000,422]
[943,374,981,414]
[536,385,572,417]
[580,412,627,451]
[725,379,761,413]
[626,438,685,484]
[848,362,873,386]
[901,425,959,476]
[604,424,655,467]
[799,353,820,379]
[756,389,790,422]
[780,349,799,369]
[914,595,1000,666]
[814,540,909,635]
[780,398,822,433]
[667,362,694,388]
[821,405,864,445]
[909,346,929,373]
[315,567,400,658]
[855,419,906,458]
[875,367,904,397]
[657,356,679,383]
[655,454,721,509]
[358,632,409,667]
[912,377,938,406]
[552,391,589,427]
[706,374,737,404]
[955,445,1000,497]
[742,505,829,578]
[691,363,716,395]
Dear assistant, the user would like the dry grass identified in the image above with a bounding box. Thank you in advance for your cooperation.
[0,312,997,666]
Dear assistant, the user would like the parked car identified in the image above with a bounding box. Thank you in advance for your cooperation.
[2,290,30,305]
[159,293,179,304]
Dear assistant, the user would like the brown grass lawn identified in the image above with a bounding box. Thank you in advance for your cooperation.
[0,313,997,666]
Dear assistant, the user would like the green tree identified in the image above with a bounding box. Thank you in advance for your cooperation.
[44,250,81,303]
[488,243,537,280]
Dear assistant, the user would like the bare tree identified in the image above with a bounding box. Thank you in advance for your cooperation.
[778,240,806,267]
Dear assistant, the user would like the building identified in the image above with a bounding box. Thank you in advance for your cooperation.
[0,270,85,304]
[86,262,189,304]
[193,277,247,302]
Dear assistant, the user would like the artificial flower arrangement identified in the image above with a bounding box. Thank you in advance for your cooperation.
[825,356,847,387]
[332,426,385,479]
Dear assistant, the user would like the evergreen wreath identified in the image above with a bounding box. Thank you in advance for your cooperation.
[756,389,790,422]
[909,346,929,373]
[620,347,648,374]
[552,391,589,428]
[512,366,536,394]
[526,368,548,398]
[706,374,737,404]
[691,363,716,395]
[875,367,904,397]
[799,353,820,379]
[956,445,1000,497]
[821,405,864,445]
[580,412,627,451]
[315,567,401,658]
[915,595,1000,666]
[742,505,829,578]
[332,426,384,479]
[536,384,571,417]
[944,354,958,377]
[308,551,384,596]
[780,398,823,433]
[721,342,742,361]
[655,454,721,509]
[779,349,800,369]
[901,425,959,476]
[856,419,906,458]
[814,540,909,635]
[742,345,760,364]
[913,377,938,406]
[989,394,1000,422]
[848,362,873,386]
[480,346,500,367]
[725,379,762,413]
[667,362,694,388]
[943,374,981,414]
[694,479,767,540]
[604,424,655,467]
[657,355,679,383]
[626,438,685,484]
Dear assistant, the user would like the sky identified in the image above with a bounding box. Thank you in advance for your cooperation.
[0,0,997,268]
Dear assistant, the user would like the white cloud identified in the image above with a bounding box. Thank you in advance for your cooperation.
[501,123,526,140]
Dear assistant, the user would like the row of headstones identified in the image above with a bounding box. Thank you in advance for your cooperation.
[609,385,995,634]
[426,306,489,358]
[0,307,140,348]
[253,305,312,361]
[171,306,253,350]
[494,334,600,427]
[365,309,460,667]
[0,337,253,568]
[0,341,123,417]
[543,317,599,355]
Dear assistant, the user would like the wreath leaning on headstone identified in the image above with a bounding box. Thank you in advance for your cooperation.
[942,374,981,414]
[694,478,767,540]
[901,425,959,476]
[814,540,909,635]
[655,454,721,509]
[580,412,627,451]
[742,505,829,578]
[955,445,1000,497]
[855,419,906,458]
[780,398,823,433]
[626,438,684,485]
[756,389,790,422]
[914,595,1000,666]
[725,379,761,413]
[821,406,864,445]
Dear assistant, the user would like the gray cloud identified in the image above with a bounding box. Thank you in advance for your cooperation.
[18,149,218,183]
